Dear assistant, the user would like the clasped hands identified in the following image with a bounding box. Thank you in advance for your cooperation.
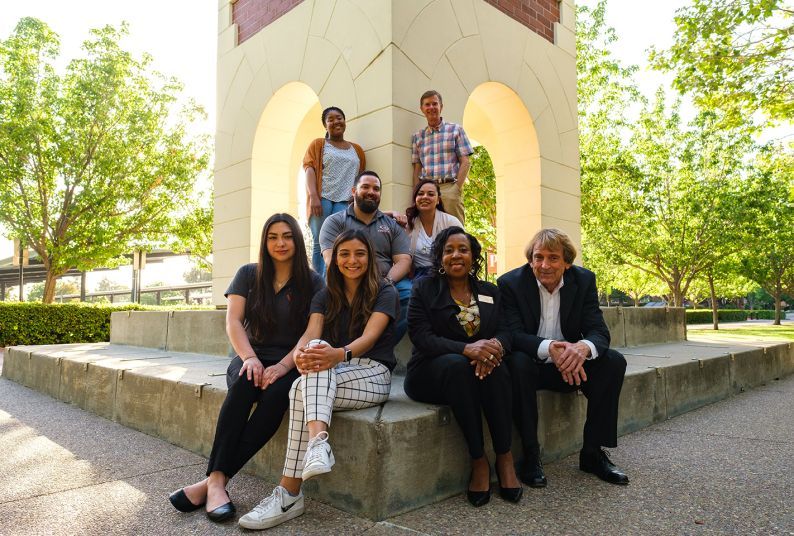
[238,357,288,389]
[550,340,590,386]
[463,338,504,380]
[293,342,341,375]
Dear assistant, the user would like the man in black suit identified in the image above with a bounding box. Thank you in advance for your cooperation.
[497,228,629,487]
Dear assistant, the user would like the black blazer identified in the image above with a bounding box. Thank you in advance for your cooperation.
[407,276,511,372]
[497,264,610,359]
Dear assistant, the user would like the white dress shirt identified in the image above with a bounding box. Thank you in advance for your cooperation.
[535,278,598,363]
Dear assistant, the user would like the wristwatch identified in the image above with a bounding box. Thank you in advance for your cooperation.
[344,346,353,362]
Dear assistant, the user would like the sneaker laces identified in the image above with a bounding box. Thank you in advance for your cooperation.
[251,487,282,515]
[305,431,330,465]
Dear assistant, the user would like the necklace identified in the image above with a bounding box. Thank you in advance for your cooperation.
[274,278,289,291]
[451,286,471,304]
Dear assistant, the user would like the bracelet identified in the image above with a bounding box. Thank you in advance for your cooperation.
[276,362,289,371]
[242,355,257,361]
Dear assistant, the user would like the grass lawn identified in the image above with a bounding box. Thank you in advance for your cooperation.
[688,325,794,342]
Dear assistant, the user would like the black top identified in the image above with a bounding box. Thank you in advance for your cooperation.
[406,276,511,373]
[225,263,325,360]
[497,264,610,359]
[309,282,399,370]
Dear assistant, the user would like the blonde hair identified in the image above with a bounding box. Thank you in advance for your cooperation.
[524,228,577,264]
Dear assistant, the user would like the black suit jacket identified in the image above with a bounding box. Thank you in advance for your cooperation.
[407,276,511,372]
[497,264,610,359]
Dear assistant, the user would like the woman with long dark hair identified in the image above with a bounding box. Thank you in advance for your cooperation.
[168,213,324,522]
[238,230,398,530]
[405,226,522,507]
[404,178,462,280]
[303,106,366,275]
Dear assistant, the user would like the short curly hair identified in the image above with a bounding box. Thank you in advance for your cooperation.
[431,226,484,278]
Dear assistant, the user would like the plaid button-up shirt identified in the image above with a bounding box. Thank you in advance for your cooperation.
[411,119,473,180]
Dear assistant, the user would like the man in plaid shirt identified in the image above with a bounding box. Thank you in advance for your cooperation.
[411,90,473,224]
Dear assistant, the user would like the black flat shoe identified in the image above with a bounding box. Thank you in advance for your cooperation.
[519,457,548,488]
[206,500,236,522]
[496,474,523,503]
[466,470,491,507]
[168,489,205,512]
[579,448,629,485]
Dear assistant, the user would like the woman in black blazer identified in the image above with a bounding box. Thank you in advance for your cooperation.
[404,226,522,507]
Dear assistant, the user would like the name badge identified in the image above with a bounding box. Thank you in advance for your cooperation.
[477,294,494,304]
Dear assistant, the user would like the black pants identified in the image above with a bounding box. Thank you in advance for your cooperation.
[506,349,626,455]
[404,353,513,459]
[205,356,300,477]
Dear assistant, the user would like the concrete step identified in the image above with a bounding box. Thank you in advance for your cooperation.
[3,336,792,520]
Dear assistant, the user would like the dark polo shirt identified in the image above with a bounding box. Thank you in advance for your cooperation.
[225,264,325,359]
[318,205,410,277]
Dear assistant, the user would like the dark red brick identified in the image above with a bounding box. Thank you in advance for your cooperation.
[232,0,304,44]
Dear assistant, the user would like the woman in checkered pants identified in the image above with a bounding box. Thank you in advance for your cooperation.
[239,229,399,530]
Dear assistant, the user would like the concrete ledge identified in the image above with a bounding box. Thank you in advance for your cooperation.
[3,336,791,520]
[110,311,170,349]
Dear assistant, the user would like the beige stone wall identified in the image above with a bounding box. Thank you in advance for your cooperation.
[214,0,579,303]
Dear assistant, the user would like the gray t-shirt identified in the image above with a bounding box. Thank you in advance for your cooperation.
[318,206,410,277]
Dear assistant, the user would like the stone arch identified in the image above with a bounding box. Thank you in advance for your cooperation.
[463,82,541,272]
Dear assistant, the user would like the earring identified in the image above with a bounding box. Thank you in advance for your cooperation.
[438,267,446,275]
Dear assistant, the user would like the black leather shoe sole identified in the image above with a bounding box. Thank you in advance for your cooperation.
[206,501,236,522]
[168,489,205,512]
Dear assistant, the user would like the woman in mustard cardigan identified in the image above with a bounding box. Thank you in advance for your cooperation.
[303,107,366,275]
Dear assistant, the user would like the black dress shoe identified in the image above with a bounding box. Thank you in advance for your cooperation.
[466,470,491,507]
[518,457,548,488]
[496,474,523,503]
[579,448,629,485]
[206,500,236,522]
[168,489,205,512]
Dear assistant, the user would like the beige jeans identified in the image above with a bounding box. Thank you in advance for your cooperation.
[439,181,465,225]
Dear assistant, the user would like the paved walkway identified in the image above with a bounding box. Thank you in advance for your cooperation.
[1,354,792,535]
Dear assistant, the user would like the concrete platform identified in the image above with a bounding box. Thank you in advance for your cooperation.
[2,309,791,520]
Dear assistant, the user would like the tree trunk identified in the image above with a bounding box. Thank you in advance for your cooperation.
[773,287,782,326]
[43,271,58,303]
[709,272,719,330]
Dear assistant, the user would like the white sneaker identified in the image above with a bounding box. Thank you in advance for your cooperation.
[301,431,335,481]
[238,486,304,530]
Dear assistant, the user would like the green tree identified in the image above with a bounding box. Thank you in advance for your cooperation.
[651,0,794,125]
[183,265,212,283]
[463,146,496,276]
[583,89,755,307]
[0,18,210,303]
[739,145,794,324]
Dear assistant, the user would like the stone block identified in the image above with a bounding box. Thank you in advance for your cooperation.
[617,368,666,436]
[664,356,731,418]
[28,352,61,399]
[84,363,119,420]
[110,311,170,349]
[602,307,625,347]
[59,357,91,407]
[536,389,587,461]
[165,311,231,357]
[1,347,30,385]
[159,382,226,458]
[623,307,686,346]
[114,368,165,437]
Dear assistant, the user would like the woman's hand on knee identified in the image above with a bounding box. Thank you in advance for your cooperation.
[296,343,342,374]
[239,357,265,387]
[261,362,289,389]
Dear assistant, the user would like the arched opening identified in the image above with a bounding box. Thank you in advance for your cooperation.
[250,82,324,234]
[463,82,541,274]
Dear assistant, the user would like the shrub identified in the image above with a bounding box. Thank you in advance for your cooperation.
[685,309,776,324]
[0,302,214,347]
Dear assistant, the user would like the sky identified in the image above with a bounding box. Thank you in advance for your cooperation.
[0,0,736,289]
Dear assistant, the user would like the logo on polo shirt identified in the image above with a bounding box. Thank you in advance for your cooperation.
[377,224,391,235]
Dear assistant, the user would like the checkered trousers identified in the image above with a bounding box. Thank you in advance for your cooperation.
[282,358,391,478]
[411,121,473,180]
